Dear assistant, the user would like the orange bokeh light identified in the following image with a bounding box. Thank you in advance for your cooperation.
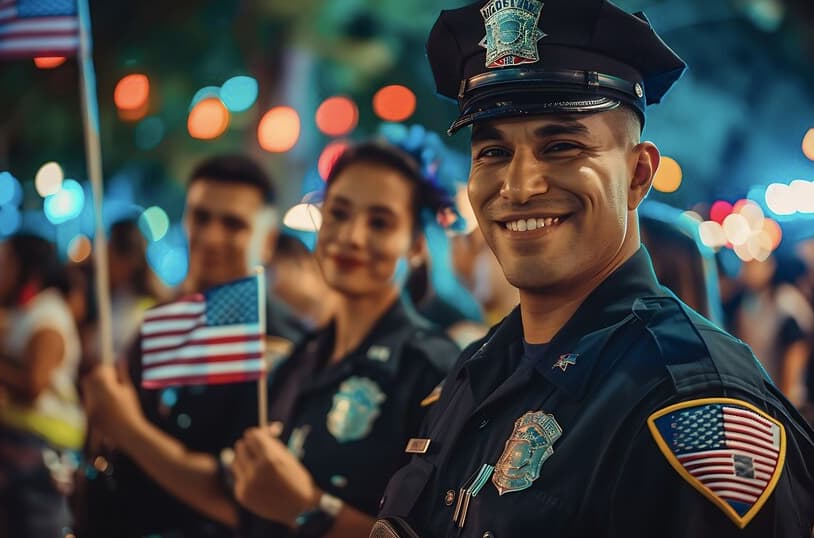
[803,128,814,161]
[34,57,67,69]
[762,218,783,250]
[315,96,358,137]
[258,106,300,152]
[114,74,150,111]
[187,98,230,140]
[318,141,350,180]
[373,85,416,122]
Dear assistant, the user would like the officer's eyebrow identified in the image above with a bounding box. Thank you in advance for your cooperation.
[470,124,505,144]
[533,121,591,138]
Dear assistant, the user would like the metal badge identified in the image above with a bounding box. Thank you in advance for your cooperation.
[326,376,387,443]
[367,345,391,363]
[492,410,562,495]
[479,0,547,69]
[552,353,578,372]
[405,438,431,454]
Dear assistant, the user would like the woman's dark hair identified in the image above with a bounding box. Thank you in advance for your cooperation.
[325,142,447,231]
[5,233,66,298]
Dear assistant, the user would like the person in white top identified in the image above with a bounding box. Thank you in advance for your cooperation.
[0,233,85,537]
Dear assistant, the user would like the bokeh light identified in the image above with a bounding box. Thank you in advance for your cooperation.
[802,128,814,161]
[283,203,322,232]
[789,179,814,213]
[44,179,84,224]
[764,183,795,215]
[746,231,772,262]
[35,162,64,197]
[34,57,67,69]
[138,206,170,242]
[68,235,92,263]
[258,106,300,152]
[455,186,478,235]
[736,200,764,231]
[762,218,783,249]
[373,85,416,122]
[220,76,258,112]
[0,172,21,206]
[722,213,750,246]
[315,96,359,137]
[652,156,682,193]
[318,141,349,180]
[189,86,221,111]
[135,117,165,150]
[114,74,150,111]
[0,206,21,236]
[709,200,733,224]
[188,98,230,140]
[698,220,727,249]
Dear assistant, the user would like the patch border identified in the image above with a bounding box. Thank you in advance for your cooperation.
[646,397,786,529]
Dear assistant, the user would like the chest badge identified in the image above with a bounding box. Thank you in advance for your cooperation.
[479,0,547,69]
[492,410,562,495]
[327,376,386,443]
[553,353,578,372]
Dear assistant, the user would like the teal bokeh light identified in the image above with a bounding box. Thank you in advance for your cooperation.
[44,179,85,224]
[0,171,22,206]
[135,117,165,150]
[138,206,170,241]
[0,205,21,236]
[220,76,258,112]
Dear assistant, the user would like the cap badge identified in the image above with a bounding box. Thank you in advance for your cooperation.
[479,0,547,69]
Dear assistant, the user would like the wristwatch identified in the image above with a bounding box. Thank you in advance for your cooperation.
[294,492,344,537]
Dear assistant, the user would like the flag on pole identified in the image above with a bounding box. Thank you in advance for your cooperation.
[0,0,80,59]
[141,275,267,389]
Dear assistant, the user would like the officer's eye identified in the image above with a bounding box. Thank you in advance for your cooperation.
[327,206,349,221]
[545,142,582,153]
[475,146,511,159]
[369,216,392,231]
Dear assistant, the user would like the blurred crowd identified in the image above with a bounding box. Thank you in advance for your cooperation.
[0,150,812,537]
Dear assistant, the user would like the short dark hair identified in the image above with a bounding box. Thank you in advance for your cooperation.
[325,142,445,231]
[188,154,276,204]
[4,233,65,298]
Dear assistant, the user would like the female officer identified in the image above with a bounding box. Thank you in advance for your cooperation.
[230,141,460,537]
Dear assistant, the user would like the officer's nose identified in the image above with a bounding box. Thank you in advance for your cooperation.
[499,148,549,204]
[335,215,366,248]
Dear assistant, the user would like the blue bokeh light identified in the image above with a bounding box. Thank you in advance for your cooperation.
[44,179,85,224]
[220,76,258,112]
[0,205,21,236]
[189,86,221,111]
[0,171,23,207]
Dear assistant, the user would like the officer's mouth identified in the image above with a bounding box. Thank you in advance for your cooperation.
[499,214,571,233]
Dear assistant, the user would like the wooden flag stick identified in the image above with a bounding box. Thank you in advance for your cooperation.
[77,0,114,366]
[255,266,268,428]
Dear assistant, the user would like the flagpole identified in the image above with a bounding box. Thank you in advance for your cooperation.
[76,0,114,365]
[255,267,268,428]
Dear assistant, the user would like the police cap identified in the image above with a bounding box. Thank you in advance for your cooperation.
[427,0,687,134]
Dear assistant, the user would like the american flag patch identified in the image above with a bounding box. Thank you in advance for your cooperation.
[648,398,786,528]
[140,275,265,388]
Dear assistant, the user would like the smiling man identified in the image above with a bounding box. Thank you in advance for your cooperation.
[372,1,814,537]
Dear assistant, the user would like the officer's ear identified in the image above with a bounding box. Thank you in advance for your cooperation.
[628,141,659,210]
[408,233,427,269]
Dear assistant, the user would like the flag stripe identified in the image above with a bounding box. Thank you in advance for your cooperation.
[725,431,779,452]
[143,299,205,320]
[0,0,80,59]
[677,450,776,466]
[693,473,768,488]
[141,317,206,336]
[0,18,78,33]
[141,325,262,352]
[724,422,775,444]
[143,351,264,370]
[143,338,263,364]
[142,359,265,381]
[723,407,773,430]
[725,439,778,459]
[142,370,263,389]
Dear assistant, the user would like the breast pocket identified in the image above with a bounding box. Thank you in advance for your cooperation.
[461,487,573,538]
[379,457,435,519]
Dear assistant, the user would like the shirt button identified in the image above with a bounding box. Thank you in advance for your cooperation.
[444,490,456,506]
[482,532,494,538]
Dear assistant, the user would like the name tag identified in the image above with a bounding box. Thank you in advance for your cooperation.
[405,438,431,454]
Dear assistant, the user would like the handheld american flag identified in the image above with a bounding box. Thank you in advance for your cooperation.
[141,274,267,389]
[0,0,80,59]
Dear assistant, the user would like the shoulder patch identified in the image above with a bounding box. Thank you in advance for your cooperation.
[420,382,443,407]
[647,398,786,528]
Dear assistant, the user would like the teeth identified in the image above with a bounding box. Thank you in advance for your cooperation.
[504,216,563,232]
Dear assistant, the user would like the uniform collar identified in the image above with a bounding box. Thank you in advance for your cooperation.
[463,247,665,401]
[300,297,426,391]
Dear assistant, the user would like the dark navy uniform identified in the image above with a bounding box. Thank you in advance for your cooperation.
[77,298,304,538]
[377,249,814,537]
[241,299,458,537]
[372,0,814,536]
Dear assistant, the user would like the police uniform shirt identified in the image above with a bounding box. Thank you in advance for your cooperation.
[242,298,458,537]
[377,249,814,537]
[77,297,304,538]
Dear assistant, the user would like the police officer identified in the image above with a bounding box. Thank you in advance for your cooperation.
[229,141,459,537]
[79,155,304,537]
[373,1,814,536]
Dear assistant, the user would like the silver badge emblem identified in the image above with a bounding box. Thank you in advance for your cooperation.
[327,376,386,443]
[492,410,562,495]
[479,0,546,69]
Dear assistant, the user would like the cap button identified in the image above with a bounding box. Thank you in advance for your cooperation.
[634,83,644,98]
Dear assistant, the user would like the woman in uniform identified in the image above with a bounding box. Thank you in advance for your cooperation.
[230,140,461,537]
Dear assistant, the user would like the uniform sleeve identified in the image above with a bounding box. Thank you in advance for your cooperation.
[605,397,814,538]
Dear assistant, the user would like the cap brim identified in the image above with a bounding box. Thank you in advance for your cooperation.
[448,93,623,135]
